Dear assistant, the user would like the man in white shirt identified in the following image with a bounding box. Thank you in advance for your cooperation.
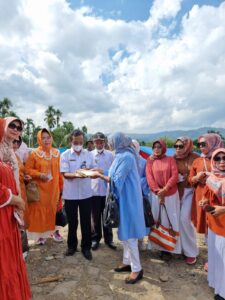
[60,130,96,260]
[91,132,116,250]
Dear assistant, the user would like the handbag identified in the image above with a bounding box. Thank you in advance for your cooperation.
[56,206,68,227]
[148,204,179,251]
[143,195,155,228]
[103,180,120,228]
[26,181,40,203]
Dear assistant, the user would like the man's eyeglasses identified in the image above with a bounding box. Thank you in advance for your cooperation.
[197,142,207,148]
[8,123,23,132]
[213,155,225,162]
[174,144,184,149]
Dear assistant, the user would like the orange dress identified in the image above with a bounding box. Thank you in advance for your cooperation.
[188,157,211,233]
[25,147,63,239]
[0,162,31,300]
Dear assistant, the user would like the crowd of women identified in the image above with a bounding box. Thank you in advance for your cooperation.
[0,116,225,300]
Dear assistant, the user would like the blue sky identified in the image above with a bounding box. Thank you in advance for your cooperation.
[67,0,222,22]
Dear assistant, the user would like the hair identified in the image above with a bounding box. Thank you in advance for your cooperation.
[69,129,84,141]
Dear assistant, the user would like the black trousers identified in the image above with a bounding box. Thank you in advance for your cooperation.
[64,198,92,251]
[91,196,113,243]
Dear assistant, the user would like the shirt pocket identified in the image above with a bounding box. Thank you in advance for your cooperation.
[69,160,78,173]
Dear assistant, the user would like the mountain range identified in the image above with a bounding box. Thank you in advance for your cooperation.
[128,127,225,142]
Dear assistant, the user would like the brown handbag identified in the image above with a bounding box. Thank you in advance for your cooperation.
[26,181,40,202]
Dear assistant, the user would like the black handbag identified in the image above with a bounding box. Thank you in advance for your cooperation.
[103,180,120,228]
[143,195,155,228]
[56,206,68,227]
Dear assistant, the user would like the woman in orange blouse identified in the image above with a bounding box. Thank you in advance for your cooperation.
[188,133,223,234]
[200,149,225,300]
[25,128,63,245]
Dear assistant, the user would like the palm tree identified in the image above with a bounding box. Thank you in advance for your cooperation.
[44,106,56,131]
[0,97,12,117]
[25,118,35,147]
[55,109,62,127]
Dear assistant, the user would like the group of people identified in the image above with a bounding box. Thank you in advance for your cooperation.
[0,116,225,300]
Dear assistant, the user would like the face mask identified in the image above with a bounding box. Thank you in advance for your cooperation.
[72,145,83,152]
[97,149,104,154]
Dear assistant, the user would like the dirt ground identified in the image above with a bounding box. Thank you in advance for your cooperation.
[26,227,214,300]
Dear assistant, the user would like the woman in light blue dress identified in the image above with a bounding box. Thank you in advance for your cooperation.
[95,132,146,284]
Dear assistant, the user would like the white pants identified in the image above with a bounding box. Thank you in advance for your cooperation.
[123,239,142,272]
[148,191,181,254]
[180,188,199,257]
[208,228,225,298]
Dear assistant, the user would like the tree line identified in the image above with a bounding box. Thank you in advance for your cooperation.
[0,97,88,148]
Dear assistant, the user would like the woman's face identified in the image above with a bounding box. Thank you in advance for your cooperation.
[12,139,21,152]
[198,137,210,155]
[174,140,185,156]
[213,152,225,171]
[6,120,22,141]
[153,142,162,156]
[41,132,52,148]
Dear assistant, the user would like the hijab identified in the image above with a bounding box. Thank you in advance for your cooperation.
[108,132,139,168]
[174,136,193,160]
[206,148,225,205]
[34,128,59,159]
[198,133,224,158]
[151,139,167,160]
[0,117,23,192]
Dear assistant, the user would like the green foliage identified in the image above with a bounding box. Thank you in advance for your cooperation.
[0,97,18,118]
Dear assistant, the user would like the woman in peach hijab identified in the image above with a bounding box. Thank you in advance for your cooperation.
[174,137,199,265]
[25,128,63,245]
[188,133,224,234]
[0,118,31,300]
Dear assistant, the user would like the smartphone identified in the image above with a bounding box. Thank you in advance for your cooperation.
[204,205,215,212]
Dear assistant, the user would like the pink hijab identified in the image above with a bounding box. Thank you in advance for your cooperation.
[198,133,224,158]
[174,136,193,159]
[206,148,225,205]
[151,140,167,159]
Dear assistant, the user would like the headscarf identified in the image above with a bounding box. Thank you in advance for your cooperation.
[151,139,167,160]
[206,148,225,205]
[0,118,5,144]
[108,132,139,167]
[132,139,140,155]
[174,136,193,160]
[0,117,23,192]
[198,133,224,158]
[34,128,59,159]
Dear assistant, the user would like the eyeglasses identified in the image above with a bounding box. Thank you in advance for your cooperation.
[174,144,184,149]
[13,140,21,145]
[213,156,225,162]
[153,145,162,149]
[8,123,23,132]
[197,142,207,148]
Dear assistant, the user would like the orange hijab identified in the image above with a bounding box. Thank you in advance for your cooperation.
[151,139,167,160]
[34,128,59,159]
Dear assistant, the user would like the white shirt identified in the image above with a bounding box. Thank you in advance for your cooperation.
[60,148,96,200]
[16,141,29,163]
[91,149,114,196]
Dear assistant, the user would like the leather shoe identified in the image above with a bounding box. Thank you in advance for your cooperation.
[125,269,143,284]
[91,241,99,251]
[65,248,76,256]
[105,241,117,250]
[82,250,92,260]
[114,265,131,272]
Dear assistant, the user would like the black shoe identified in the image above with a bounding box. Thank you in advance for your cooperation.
[105,241,117,250]
[91,241,100,251]
[215,295,225,300]
[125,269,144,284]
[114,265,131,272]
[65,248,76,256]
[82,250,92,260]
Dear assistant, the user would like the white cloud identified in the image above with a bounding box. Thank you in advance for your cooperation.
[0,0,225,134]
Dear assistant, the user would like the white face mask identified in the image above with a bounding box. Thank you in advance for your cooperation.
[97,149,104,154]
[72,145,83,152]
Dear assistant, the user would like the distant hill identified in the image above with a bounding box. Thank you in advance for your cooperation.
[129,127,225,142]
